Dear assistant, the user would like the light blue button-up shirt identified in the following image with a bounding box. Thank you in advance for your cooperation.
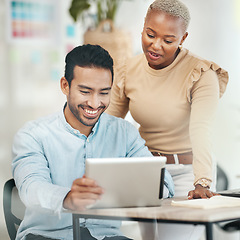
[12,108,174,240]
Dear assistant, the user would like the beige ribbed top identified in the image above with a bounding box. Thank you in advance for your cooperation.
[106,48,228,183]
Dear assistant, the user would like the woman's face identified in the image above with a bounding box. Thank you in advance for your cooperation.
[142,10,188,70]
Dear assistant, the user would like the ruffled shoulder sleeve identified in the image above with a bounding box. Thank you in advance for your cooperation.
[187,59,229,102]
[113,59,128,99]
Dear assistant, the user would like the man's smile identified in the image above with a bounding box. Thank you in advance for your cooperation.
[81,105,105,119]
[85,109,98,115]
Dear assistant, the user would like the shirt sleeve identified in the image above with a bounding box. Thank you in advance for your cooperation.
[189,69,220,184]
[12,127,70,216]
[106,60,130,118]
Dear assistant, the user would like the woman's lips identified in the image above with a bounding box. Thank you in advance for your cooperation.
[148,51,162,60]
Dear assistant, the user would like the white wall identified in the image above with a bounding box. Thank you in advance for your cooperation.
[179,0,240,190]
[1,0,240,239]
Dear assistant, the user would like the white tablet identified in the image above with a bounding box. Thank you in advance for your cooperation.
[85,156,166,208]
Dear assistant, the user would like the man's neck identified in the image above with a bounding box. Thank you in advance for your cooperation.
[64,105,92,137]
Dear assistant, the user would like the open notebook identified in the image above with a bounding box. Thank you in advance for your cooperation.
[85,156,166,208]
[171,195,240,209]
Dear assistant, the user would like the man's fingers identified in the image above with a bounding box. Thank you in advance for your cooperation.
[63,191,101,210]
[71,177,104,194]
[66,196,97,211]
[71,191,102,200]
[73,177,99,187]
[71,184,104,195]
[63,177,104,211]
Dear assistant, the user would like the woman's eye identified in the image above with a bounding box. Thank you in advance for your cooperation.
[147,33,154,38]
[165,40,173,44]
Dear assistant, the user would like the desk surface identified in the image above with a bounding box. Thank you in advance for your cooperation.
[71,197,240,224]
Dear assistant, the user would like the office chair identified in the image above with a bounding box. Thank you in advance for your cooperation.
[220,220,240,232]
[3,178,25,240]
[216,165,240,232]
[216,164,229,192]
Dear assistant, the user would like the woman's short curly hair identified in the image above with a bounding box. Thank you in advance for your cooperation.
[147,0,190,31]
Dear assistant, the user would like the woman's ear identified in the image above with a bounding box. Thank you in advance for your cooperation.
[180,32,188,45]
[60,77,69,96]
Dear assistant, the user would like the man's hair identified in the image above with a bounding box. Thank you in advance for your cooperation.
[64,44,114,86]
[147,0,190,31]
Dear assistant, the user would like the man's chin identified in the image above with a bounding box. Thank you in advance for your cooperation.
[80,117,99,127]
[81,111,104,126]
[81,122,96,127]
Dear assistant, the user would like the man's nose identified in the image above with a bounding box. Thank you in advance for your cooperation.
[87,94,101,109]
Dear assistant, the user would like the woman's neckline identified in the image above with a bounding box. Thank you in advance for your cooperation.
[143,48,188,76]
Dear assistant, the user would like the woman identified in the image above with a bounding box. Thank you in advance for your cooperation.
[106,0,228,239]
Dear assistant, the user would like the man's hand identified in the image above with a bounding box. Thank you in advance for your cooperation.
[63,176,104,211]
[188,184,219,199]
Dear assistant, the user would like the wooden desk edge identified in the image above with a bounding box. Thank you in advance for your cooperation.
[68,198,240,224]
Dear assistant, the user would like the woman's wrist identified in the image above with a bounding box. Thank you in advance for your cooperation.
[194,178,211,189]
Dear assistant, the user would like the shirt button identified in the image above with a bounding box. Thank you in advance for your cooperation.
[74,130,78,134]
[87,139,89,142]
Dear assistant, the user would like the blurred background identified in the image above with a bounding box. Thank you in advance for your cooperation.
[0,0,240,239]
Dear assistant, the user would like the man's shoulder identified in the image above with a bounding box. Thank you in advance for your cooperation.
[18,111,61,135]
[101,113,135,129]
[102,112,126,123]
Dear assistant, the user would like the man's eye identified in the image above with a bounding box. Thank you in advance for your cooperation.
[80,91,90,94]
[100,92,109,95]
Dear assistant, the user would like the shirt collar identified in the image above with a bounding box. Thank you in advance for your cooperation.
[60,103,101,137]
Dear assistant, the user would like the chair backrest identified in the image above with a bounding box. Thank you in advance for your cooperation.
[3,178,25,240]
[216,164,229,192]
[215,165,240,233]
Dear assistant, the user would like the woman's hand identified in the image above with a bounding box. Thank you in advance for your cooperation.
[63,176,104,211]
[188,184,219,199]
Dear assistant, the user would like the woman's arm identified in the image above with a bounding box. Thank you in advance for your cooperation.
[106,62,129,118]
[188,69,220,198]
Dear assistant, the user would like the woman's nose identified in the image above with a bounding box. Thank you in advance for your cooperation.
[152,38,162,51]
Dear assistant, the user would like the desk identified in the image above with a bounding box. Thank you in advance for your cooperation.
[71,198,240,240]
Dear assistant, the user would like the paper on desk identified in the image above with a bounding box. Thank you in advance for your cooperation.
[171,196,240,209]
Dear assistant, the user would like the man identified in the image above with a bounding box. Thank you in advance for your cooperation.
[12,44,174,240]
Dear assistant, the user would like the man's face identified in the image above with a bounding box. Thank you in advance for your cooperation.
[61,66,112,135]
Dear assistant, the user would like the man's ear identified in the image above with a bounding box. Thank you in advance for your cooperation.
[60,77,69,96]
